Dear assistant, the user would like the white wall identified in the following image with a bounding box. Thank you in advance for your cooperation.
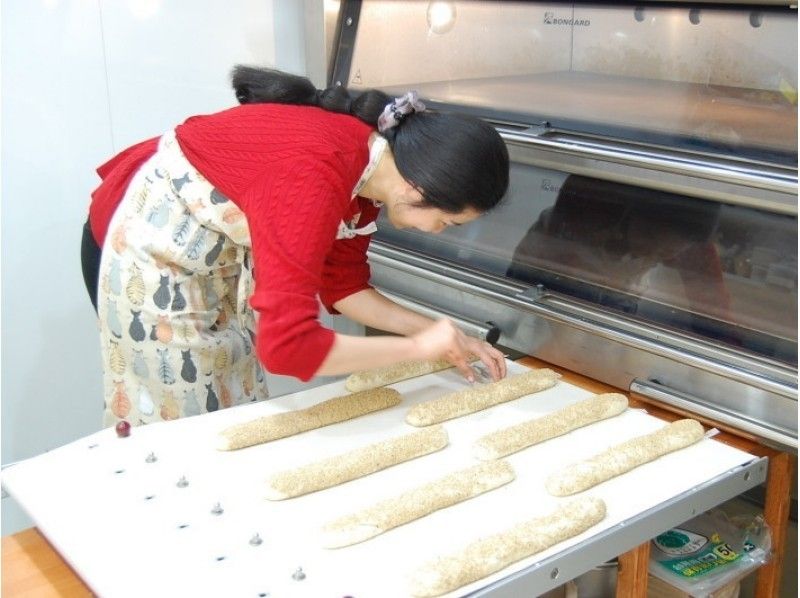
[1,0,338,535]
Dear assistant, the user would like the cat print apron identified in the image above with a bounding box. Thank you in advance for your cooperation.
[97,130,382,427]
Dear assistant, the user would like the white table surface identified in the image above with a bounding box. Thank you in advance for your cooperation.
[1,361,756,598]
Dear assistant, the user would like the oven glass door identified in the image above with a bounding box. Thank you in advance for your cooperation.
[373,163,798,365]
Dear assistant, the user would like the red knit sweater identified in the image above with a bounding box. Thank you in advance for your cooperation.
[89,104,379,381]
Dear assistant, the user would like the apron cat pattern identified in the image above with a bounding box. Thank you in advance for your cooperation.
[98,130,266,426]
[97,130,381,427]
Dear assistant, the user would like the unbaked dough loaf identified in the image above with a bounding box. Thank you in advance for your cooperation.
[408,496,606,597]
[266,425,448,500]
[321,460,515,548]
[345,358,454,392]
[216,387,401,450]
[406,368,559,427]
[474,393,628,460]
[546,419,705,496]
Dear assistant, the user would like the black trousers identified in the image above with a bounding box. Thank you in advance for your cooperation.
[81,218,101,313]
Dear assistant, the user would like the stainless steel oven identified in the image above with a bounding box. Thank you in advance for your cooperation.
[327,0,797,451]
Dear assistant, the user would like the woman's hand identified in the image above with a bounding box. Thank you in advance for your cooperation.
[462,334,507,382]
[410,319,507,383]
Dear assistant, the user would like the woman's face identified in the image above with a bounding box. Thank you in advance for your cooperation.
[384,188,481,234]
[387,203,481,234]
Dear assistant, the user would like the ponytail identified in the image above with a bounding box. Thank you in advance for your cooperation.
[231,65,389,128]
[231,65,509,214]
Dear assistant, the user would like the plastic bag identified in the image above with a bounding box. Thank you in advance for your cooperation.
[648,508,771,597]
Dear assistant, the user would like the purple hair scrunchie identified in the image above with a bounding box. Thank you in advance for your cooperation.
[377,91,426,133]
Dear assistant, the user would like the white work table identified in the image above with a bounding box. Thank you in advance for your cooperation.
[2,358,765,597]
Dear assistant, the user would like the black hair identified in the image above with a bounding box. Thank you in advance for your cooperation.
[232,65,509,213]
[232,65,390,128]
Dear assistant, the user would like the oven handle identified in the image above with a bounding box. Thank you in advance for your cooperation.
[630,378,797,450]
[378,289,501,345]
[520,287,797,399]
[497,128,798,195]
[369,245,797,397]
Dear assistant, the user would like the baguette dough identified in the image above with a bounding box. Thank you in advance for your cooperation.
[266,425,448,500]
[217,388,401,451]
[474,393,628,460]
[216,387,401,451]
[546,419,705,496]
[321,460,515,548]
[409,496,606,597]
[345,358,453,392]
[406,368,559,427]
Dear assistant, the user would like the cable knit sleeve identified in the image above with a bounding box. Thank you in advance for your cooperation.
[244,157,351,381]
[319,198,381,314]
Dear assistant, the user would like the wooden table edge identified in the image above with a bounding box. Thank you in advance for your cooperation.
[2,527,93,597]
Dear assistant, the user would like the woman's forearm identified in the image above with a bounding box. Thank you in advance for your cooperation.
[325,290,508,382]
[314,333,422,376]
[333,288,434,336]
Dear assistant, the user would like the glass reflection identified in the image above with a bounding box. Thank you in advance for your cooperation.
[506,176,798,362]
[375,169,797,364]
